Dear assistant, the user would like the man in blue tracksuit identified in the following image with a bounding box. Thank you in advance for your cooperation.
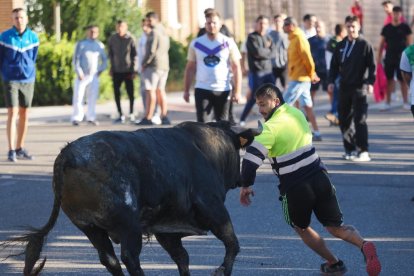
[239,83,381,276]
[0,8,39,162]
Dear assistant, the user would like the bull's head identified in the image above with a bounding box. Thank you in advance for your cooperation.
[230,121,263,149]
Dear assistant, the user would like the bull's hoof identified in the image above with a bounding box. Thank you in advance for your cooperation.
[211,266,225,276]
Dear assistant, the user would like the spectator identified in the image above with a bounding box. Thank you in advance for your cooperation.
[71,25,107,126]
[136,18,161,124]
[239,15,275,126]
[400,44,414,117]
[282,17,322,141]
[382,0,405,25]
[136,11,171,125]
[351,0,364,31]
[325,23,347,126]
[239,83,382,276]
[378,6,412,111]
[183,9,242,123]
[268,14,288,90]
[328,16,376,162]
[0,8,39,162]
[302,14,317,39]
[309,20,328,101]
[108,20,137,123]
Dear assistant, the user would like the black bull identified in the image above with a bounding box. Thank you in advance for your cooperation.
[1,121,261,276]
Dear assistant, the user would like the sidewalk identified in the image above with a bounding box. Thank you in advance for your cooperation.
[0,90,411,128]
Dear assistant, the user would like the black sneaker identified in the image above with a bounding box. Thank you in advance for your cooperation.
[135,118,153,126]
[161,116,171,125]
[16,148,34,160]
[72,120,80,126]
[8,150,17,162]
[113,115,125,124]
[320,260,347,274]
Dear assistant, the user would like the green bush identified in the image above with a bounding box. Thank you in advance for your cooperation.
[167,38,187,91]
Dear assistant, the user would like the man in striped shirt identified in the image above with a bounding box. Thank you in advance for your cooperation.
[239,83,381,276]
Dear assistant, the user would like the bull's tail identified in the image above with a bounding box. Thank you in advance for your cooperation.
[1,152,66,275]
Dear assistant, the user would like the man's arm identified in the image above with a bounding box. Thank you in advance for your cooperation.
[246,34,273,59]
[230,52,242,103]
[377,36,385,64]
[98,42,108,74]
[183,60,196,103]
[142,31,158,68]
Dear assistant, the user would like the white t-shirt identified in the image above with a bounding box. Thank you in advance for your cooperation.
[400,50,414,104]
[187,33,241,91]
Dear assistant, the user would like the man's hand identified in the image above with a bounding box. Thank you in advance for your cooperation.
[311,73,320,84]
[183,91,190,103]
[327,83,334,94]
[240,187,254,206]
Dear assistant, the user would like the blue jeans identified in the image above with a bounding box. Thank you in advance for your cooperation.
[240,72,275,121]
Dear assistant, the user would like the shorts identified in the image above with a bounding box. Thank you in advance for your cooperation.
[384,58,403,81]
[3,82,35,108]
[280,170,343,229]
[143,67,169,91]
[283,81,312,107]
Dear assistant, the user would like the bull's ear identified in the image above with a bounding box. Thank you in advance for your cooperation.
[231,120,263,148]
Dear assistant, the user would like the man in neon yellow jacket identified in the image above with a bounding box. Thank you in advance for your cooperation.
[239,83,381,276]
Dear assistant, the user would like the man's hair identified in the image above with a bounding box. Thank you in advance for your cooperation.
[255,83,285,104]
[334,23,345,35]
[255,15,269,23]
[303,14,315,21]
[205,8,221,19]
[345,15,359,24]
[84,24,98,30]
[392,6,402,12]
[117,20,127,25]
[146,11,158,19]
[382,1,392,6]
[284,17,298,27]
[12,8,25,13]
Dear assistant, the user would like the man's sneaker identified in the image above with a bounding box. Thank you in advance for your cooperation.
[325,112,339,126]
[352,151,371,162]
[8,150,17,162]
[320,259,347,274]
[403,103,411,110]
[72,120,80,126]
[152,115,162,125]
[113,115,125,124]
[135,118,153,126]
[362,241,381,276]
[87,120,99,126]
[342,151,357,160]
[312,132,322,142]
[16,148,33,160]
[129,113,136,122]
[379,102,391,111]
[161,116,171,125]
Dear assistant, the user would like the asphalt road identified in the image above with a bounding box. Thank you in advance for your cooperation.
[0,92,413,275]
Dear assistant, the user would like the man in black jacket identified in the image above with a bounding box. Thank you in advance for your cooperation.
[328,15,376,162]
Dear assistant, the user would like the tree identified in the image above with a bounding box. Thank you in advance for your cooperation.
[26,0,142,43]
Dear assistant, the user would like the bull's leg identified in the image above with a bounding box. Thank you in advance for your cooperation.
[154,233,190,276]
[196,206,240,276]
[80,225,124,276]
[118,219,145,276]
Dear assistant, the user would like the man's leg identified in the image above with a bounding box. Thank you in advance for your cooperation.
[112,73,123,117]
[16,107,29,149]
[125,75,135,115]
[294,226,339,264]
[86,75,99,122]
[7,107,18,150]
[71,77,87,123]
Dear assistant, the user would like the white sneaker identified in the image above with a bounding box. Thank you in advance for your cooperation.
[129,113,136,122]
[379,103,390,111]
[403,103,411,110]
[352,151,371,162]
[342,152,357,160]
[152,115,162,125]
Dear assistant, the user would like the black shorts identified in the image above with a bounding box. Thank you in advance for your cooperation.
[384,58,403,81]
[280,170,343,229]
[3,81,35,108]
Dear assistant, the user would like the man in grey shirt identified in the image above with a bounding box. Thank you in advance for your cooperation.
[268,14,288,89]
[136,12,171,125]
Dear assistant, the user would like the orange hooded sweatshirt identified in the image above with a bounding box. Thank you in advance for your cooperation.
[287,27,316,82]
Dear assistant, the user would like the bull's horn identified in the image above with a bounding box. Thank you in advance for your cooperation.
[230,120,263,136]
